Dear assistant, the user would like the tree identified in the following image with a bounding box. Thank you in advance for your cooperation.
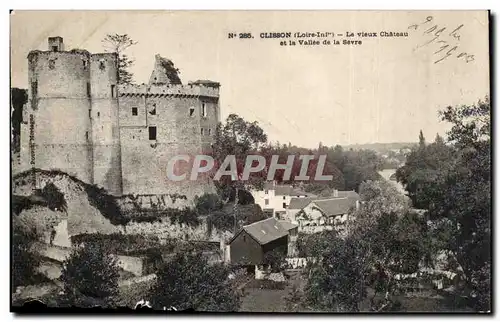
[150,252,240,311]
[418,130,426,148]
[60,242,120,307]
[102,34,138,85]
[12,219,42,291]
[195,193,223,216]
[304,178,432,312]
[211,114,267,233]
[396,97,491,311]
[263,247,288,273]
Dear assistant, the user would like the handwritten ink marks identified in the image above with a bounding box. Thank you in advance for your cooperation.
[409,16,475,64]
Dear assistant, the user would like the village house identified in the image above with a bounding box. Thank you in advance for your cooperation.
[286,190,360,224]
[250,182,312,219]
[293,191,361,235]
[227,217,296,267]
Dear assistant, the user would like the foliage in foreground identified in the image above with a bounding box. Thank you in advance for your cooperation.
[60,243,120,307]
[150,252,240,312]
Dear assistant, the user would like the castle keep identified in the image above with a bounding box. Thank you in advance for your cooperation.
[20,37,220,198]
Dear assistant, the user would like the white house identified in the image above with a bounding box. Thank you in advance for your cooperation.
[250,182,312,219]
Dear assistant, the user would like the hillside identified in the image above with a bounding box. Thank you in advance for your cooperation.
[342,142,416,153]
[12,169,125,242]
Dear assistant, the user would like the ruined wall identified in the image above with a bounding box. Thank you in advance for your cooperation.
[124,217,231,242]
[27,50,93,184]
[90,53,122,196]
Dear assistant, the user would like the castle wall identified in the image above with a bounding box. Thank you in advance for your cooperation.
[27,50,93,183]
[22,38,221,202]
[90,53,123,196]
[118,86,218,198]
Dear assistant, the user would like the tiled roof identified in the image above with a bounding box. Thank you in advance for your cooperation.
[335,190,360,200]
[310,198,354,217]
[241,217,288,245]
[262,182,309,197]
[288,190,359,210]
[288,197,316,210]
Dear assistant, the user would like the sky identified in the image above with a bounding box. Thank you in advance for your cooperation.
[10,10,490,148]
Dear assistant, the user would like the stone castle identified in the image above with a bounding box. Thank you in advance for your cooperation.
[19,36,220,198]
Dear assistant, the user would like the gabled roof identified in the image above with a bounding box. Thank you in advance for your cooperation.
[262,182,309,197]
[308,198,354,217]
[288,191,359,210]
[288,197,316,210]
[229,217,288,245]
[335,190,360,201]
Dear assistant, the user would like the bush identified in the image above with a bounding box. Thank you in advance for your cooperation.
[263,247,288,273]
[60,243,120,307]
[12,226,43,291]
[150,252,240,312]
[195,193,223,215]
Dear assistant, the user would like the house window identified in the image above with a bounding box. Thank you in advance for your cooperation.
[189,107,195,117]
[132,107,138,116]
[85,131,89,141]
[283,203,287,209]
[201,128,204,136]
[99,60,106,70]
[83,60,88,70]
[265,190,269,195]
[52,46,58,52]
[88,109,91,118]
[111,84,116,98]
[97,112,100,117]
[87,82,91,97]
[201,103,207,117]
[243,235,246,242]
[149,126,157,140]
[283,196,286,200]
[208,128,212,135]
[265,199,269,206]
[49,59,55,70]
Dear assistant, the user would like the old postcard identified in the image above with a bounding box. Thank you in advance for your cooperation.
[10,10,491,313]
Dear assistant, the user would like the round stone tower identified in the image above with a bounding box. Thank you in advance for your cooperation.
[27,37,94,184]
[90,52,123,196]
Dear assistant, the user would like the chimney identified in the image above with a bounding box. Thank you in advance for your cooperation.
[48,37,64,52]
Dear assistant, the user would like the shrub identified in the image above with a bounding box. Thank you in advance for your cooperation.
[11,225,43,291]
[60,242,120,307]
[150,252,240,312]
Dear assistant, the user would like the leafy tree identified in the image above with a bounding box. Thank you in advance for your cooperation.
[211,114,267,233]
[150,252,240,312]
[102,34,138,85]
[195,193,223,216]
[304,180,431,312]
[396,97,491,311]
[296,230,337,258]
[263,247,288,273]
[12,220,42,291]
[60,242,120,307]
[418,129,426,147]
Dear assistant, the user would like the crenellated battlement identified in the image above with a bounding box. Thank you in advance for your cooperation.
[22,36,220,199]
[119,83,220,99]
